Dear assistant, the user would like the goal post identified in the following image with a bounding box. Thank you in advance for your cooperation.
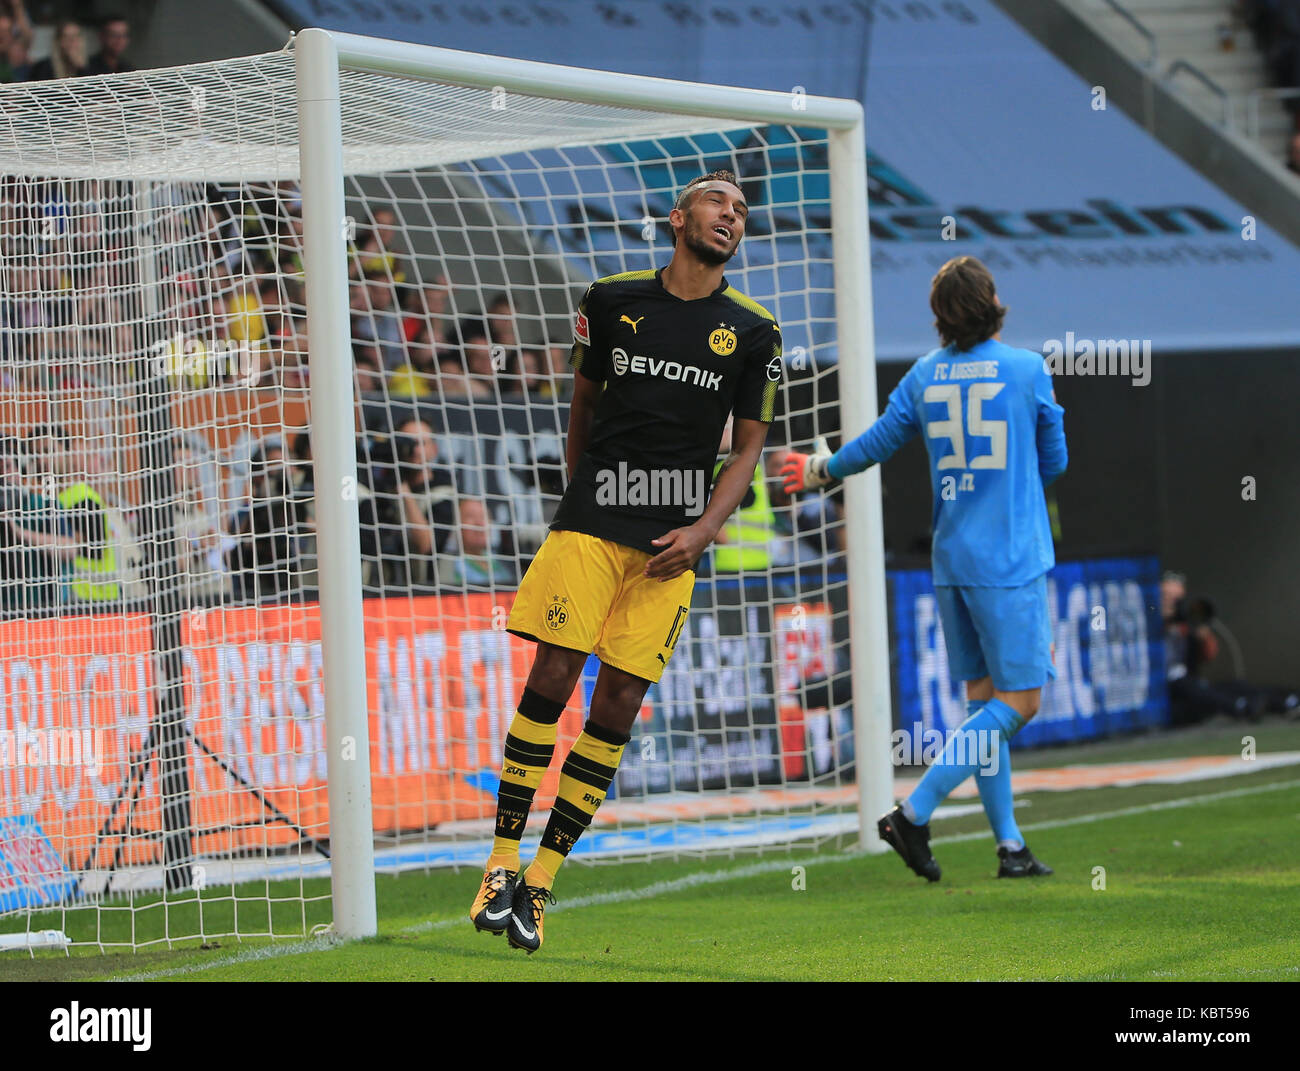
[0,29,888,953]
[297,28,376,943]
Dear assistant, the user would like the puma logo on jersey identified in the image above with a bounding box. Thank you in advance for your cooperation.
[620,315,645,333]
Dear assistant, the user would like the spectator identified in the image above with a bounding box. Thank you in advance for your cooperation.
[1288,128,1300,174]
[85,14,133,76]
[6,23,28,81]
[0,435,58,612]
[388,320,439,399]
[393,417,456,557]
[511,345,547,397]
[226,436,306,603]
[438,497,517,588]
[436,352,474,398]
[0,2,32,83]
[409,275,453,345]
[456,316,497,398]
[353,341,386,395]
[485,292,518,349]
[173,437,233,601]
[354,419,452,593]
[353,273,405,370]
[356,433,403,593]
[10,425,132,606]
[353,206,408,283]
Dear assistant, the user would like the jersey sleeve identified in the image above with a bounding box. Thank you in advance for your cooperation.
[732,319,781,424]
[1034,361,1068,486]
[827,362,923,478]
[569,282,608,383]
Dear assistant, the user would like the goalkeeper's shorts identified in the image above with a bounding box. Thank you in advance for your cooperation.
[933,575,1057,692]
[507,529,694,683]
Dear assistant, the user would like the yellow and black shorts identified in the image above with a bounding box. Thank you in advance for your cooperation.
[507,529,694,683]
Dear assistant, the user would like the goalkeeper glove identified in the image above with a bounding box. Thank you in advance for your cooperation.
[780,437,836,494]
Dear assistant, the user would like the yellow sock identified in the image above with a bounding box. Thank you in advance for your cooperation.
[489,689,563,869]
[527,722,627,889]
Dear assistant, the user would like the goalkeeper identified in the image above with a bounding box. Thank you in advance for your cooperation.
[782,256,1067,882]
[469,170,782,952]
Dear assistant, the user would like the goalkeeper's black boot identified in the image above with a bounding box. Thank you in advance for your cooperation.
[997,844,1054,878]
[878,805,941,882]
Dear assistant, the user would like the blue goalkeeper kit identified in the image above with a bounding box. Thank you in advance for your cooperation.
[828,337,1067,691]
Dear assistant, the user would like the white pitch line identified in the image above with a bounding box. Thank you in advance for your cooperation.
[111,775,1300,981]
[109,933,344,981]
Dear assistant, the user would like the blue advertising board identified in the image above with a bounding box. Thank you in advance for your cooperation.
[891,555,1168,750]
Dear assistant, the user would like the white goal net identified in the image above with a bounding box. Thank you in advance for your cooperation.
[0,34,881,952]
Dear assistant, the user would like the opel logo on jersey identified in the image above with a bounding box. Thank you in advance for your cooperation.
[610,347,723,391]
[709,325,738,356]
[766,354,783,382]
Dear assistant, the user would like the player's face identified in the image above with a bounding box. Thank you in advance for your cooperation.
[681,183,747,265]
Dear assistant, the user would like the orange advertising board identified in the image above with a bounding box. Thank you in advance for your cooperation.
[0,613,157,868]
[1,597,584,870]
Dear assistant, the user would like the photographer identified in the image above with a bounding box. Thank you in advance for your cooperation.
[226,436,307,604]
[356,418,455,593]
[1163,570,1298,724]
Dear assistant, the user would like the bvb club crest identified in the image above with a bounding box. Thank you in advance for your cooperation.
[708,324,738,357]
[545,595,569,632]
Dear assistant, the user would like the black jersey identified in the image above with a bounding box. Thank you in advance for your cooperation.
[550,267,782,555]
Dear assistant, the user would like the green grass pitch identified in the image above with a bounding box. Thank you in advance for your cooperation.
[7,720,1300,982]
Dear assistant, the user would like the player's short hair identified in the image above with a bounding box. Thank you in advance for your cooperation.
[670,169,742,246]
[929,256,1007,352]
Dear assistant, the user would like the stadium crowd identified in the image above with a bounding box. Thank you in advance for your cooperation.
[0,6,134,84]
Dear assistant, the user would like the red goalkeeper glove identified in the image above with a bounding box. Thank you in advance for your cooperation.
[780,437,836,494]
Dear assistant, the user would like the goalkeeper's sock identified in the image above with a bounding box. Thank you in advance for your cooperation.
[904,699,1025,826]
[526,720,628,890]
[968,698,1025,852]
[487,688,564,871]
